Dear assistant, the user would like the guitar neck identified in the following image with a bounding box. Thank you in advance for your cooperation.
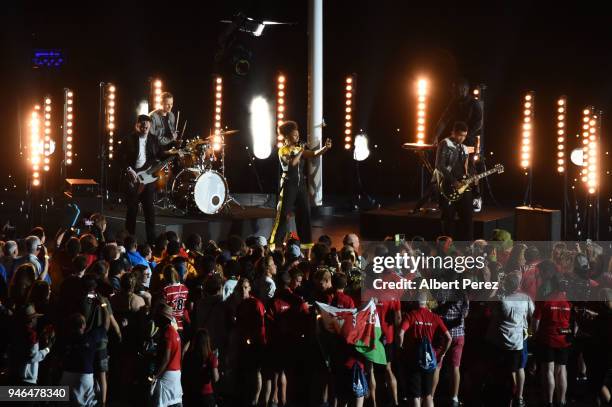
[468,168,498,183]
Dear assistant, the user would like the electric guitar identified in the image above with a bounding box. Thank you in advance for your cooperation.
[438,164,504,202]
[127,148,187,193]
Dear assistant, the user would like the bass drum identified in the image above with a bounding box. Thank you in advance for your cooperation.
[171,169,228,214]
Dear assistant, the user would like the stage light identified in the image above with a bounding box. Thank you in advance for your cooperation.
[104,83,117,159]
[415,78,428,144]
[556,96,566,173]
[276,73,286,147]
[249,96,273,159]
[587,112,599,194]
[520,91,535,169]
[581,107,592,186]
[213,76,223,151]
[353,133,370,161]
[344,75,356,150]
[151,78,163,110]
[63,89,75,166]
[41,96,53,171]
[30,106,42,186]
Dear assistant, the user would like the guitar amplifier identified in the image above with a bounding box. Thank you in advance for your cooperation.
[64,179,102,216]
[65,178,98,197]
[514,206,561,241]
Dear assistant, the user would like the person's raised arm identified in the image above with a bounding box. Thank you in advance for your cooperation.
[302,138,332,159]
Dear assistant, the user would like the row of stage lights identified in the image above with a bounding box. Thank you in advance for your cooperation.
[106,84,116,160]
[27,76,603,197]
[276,75,285,147]
[520,92,534,170]
[518,91,599,194]
[344,76,355,150]
[63,89,74,165]
[213,77,223,151]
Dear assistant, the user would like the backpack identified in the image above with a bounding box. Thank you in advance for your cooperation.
[416,336,437,373]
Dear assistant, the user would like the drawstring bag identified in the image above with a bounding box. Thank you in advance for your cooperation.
[351,362,369,398]
[417,337,438,373]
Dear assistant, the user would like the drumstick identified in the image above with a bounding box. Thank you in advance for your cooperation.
[175,111,180,133]
[181,120,187,139]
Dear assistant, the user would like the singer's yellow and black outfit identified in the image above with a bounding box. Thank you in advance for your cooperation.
[270,145,313,248]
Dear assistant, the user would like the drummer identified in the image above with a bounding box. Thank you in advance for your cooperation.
[150,92,178,151]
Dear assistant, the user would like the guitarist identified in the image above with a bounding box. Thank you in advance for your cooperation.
[435,121,473,241]
[120,115,166,243]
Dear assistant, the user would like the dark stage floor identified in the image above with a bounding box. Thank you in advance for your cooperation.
[102,200,513,245]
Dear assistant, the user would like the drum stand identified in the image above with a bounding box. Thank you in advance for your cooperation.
[154,164,182,213]
[219,137,244,212]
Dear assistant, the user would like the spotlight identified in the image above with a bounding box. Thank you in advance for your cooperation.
[276,73,286,147]
[520,91,535,169]
[415,78,428,144]
[353,133,370,161]
[250,96,273,159]
[344,75,356,150]
[106,84,116,159]
[556,96,566,173]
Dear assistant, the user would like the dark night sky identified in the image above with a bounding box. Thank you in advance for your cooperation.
[1,2,611,209]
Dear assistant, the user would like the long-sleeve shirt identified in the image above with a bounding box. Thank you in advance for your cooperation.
[149,110,176,146]
[435,138,468,184]
[9,328,50,384]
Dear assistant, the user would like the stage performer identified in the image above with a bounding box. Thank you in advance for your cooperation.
[434,78,484,211]
[119,115,165,244]
[269,121,332,250]
[434,121,474,241]
[149,92,178,150]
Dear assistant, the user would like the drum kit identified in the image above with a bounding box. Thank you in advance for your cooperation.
[155,129,242,215]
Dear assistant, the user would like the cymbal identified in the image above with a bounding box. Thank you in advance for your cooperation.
[206,129,239,139]
[186,139,210,147]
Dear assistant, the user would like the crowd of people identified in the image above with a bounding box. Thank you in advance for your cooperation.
[0,215,611,407]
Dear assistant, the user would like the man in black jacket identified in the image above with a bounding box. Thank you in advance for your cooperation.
[119,115,164,243]
[435,121,473,240]
[434,78,484,211]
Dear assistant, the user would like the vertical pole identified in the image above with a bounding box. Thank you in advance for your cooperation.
[307,0,323,206]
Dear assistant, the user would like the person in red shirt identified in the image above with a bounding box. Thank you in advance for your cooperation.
[234,277,268,406]
[182,328,219,407]
[399,292,451,407]
[151,303,183,407]
[331,273,355,309]
[519,246,542,300]
[532,273,574,407]
[160,265,190,340]
[267,271,310,407]
[376,297,401,406]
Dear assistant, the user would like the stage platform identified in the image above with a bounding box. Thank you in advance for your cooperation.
[359,202,514,240]
[105,205,276,243]
[104,202,276,243]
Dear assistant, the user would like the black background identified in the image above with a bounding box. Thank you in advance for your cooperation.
[1,2,611,210]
